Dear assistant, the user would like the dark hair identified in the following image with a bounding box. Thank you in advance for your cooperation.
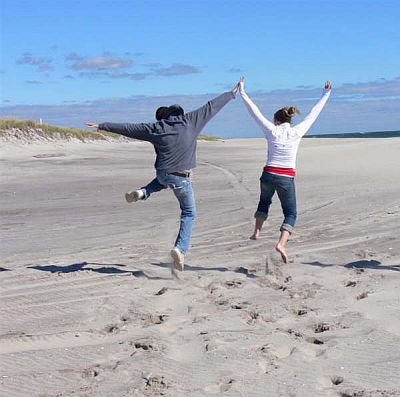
[156,106,168,121]
[155,105,185,121]
[166,105,184,118]
[274,106,300,124]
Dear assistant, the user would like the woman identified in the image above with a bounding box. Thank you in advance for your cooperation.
[239,77,331,263]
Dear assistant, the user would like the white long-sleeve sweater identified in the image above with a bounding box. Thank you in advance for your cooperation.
[240,82,331,170]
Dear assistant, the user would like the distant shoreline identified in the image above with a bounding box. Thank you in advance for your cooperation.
[1,118,399,141]
[305,130,400,138]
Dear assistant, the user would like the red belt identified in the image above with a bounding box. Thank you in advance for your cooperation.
[264,165,295,177]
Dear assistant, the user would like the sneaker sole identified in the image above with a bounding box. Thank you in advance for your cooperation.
[125,191,141,203]
[170,249,184,271]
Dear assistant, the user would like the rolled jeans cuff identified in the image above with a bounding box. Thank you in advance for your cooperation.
[254,210,268,220]
[280,223,294,234]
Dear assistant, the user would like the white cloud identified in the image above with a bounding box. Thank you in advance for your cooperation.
[151,63,201,76]
[17,53,53,72]
[70,55,133,70]
[2,77,399,137]
[25,80,43,85]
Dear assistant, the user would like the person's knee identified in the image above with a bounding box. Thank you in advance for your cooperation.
[182,206,196,220]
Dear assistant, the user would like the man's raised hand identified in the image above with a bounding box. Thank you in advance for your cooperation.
[85,122,99,129]
[231,82,240,97]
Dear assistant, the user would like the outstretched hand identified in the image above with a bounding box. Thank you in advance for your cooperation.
[231,82,240,97]
[85,122,99,129]
[325,81,332,90]
[231,76,244,97]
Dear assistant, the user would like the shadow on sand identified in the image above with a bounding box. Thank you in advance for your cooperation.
[28,261,169,280]
[303,259,400,272]
[151,262,258,278]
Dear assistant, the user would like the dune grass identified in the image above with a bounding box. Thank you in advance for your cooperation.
[198,134,220,141]
[0,118,118,140]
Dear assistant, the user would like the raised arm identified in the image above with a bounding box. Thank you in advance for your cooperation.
[294,81,332,137]
[85,121,155,142]
[239,77,275,135]
[185,84,237,133]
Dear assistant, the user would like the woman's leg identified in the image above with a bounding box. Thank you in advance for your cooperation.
[250,218,265,240]
[275,177,297,262]
[251,172,276,240]
[276,230,290,263]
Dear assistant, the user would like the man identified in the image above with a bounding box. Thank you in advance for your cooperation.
[85,82,239,271]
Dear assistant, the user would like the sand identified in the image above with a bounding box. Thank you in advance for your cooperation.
[1,137,399,397]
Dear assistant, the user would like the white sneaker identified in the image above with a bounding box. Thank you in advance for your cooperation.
[125,190,145,203]
[170,247,185,271]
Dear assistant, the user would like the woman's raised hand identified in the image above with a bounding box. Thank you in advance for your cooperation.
[239,76,245,91]
[325,81,332,90]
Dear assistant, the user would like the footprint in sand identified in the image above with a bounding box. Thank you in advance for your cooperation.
[119,339,163,358]
[126,310,168,326]
[296,308,308,316]
[245,309,261,325]
[132,341,161,352]
[82,364,101,379]
[141,375,170,396]
[224,280,243,288]
[356,291,370,300]
[104,323,121,334]
[317,375,344,389]
[314,322,331,333]
[331,375,344,385]
[203,378,236,394]
[305,336,325,345]
[155,286,168,295]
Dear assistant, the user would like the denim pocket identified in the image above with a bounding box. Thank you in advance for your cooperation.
[167,178,190,191]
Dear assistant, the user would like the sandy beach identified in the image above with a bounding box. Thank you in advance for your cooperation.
[1,137,399,397]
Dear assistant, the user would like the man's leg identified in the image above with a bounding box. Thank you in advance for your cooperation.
[251,173,275,240]
[126,177,166,203]
[170,179,196,270]
[276,177,297,263]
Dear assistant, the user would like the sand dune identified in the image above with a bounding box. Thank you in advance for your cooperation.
[1,138,399,397]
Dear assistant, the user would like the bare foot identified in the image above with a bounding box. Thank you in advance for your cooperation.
[249,231,261,240]
[275,244,288,263]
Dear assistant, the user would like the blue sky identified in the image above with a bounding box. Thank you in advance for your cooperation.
[1,0,399,136]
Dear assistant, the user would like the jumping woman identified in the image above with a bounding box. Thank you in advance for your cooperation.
[239,77,331,263]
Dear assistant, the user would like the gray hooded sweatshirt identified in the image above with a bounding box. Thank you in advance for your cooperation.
[98,92,233,173]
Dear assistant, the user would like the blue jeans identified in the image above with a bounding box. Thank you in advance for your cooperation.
[140,171,196,254]
[255,171,297,234]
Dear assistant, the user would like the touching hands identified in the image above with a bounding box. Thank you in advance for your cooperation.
[325,81,332,90]
[231,76,245,97]
[85,122,99,129]
[231,82,240,97]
